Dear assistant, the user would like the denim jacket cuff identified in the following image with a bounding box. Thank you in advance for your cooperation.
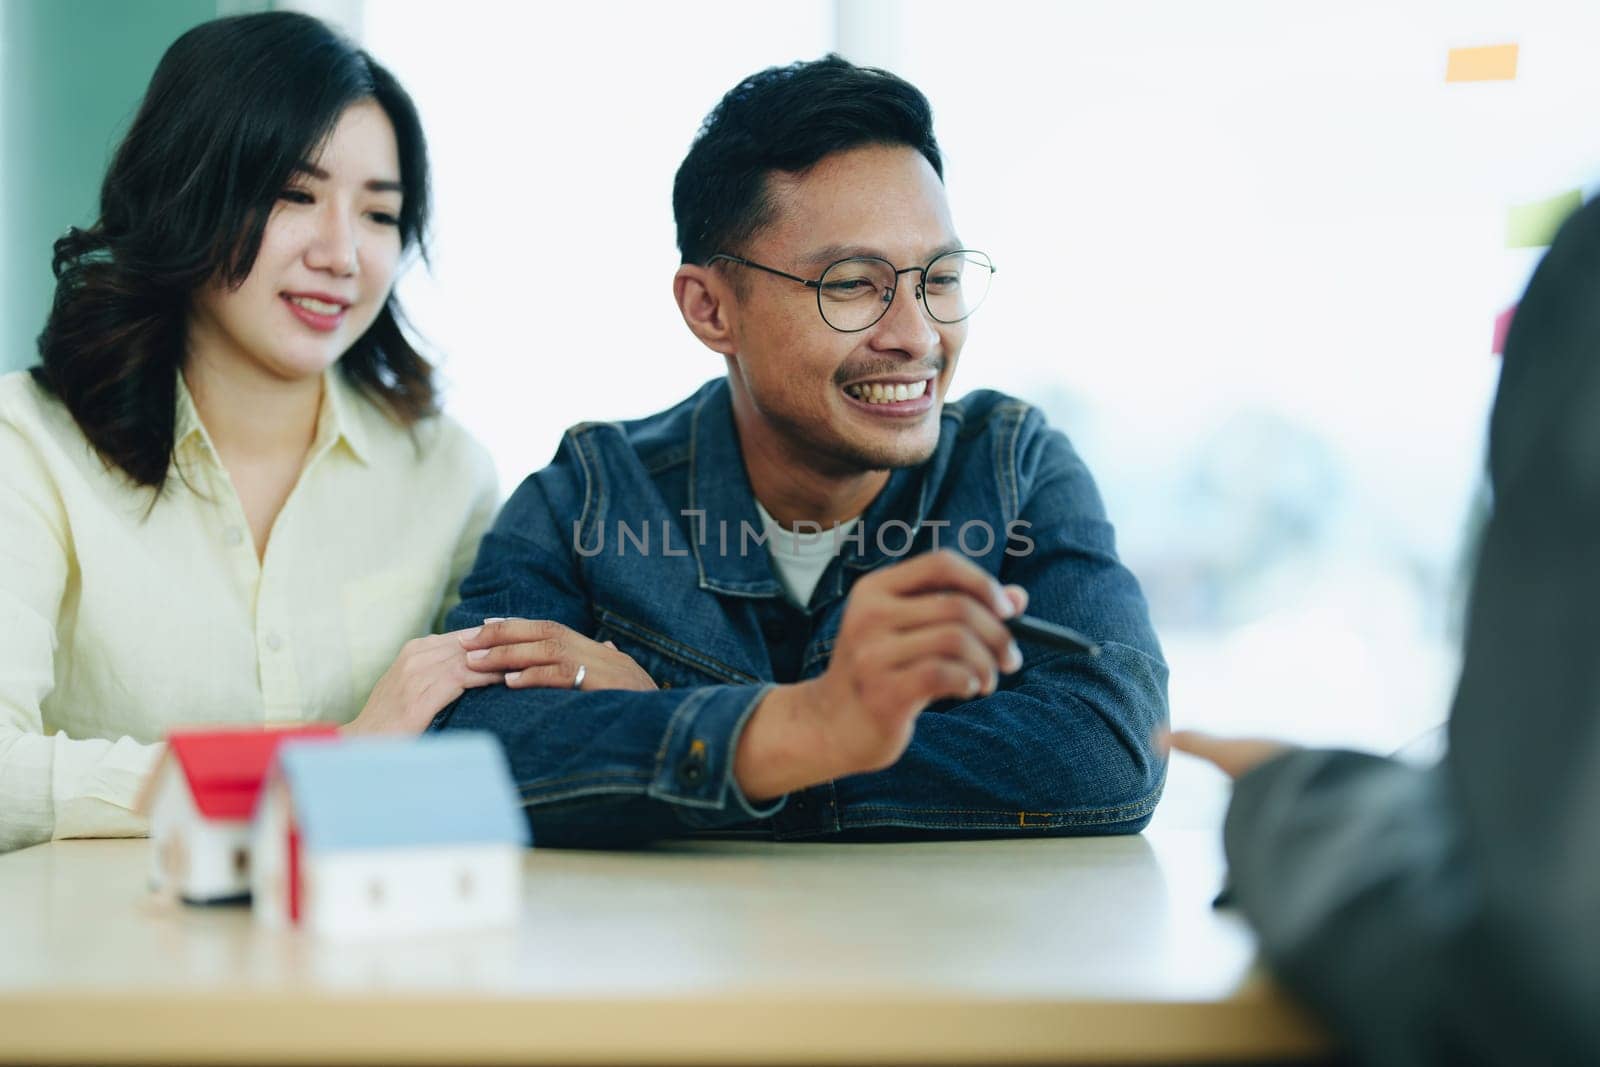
[649,684,787,828]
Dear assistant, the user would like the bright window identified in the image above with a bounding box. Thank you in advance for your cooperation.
[363,3,1600,809]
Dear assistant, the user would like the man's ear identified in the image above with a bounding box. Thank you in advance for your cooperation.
[674,264,738,357]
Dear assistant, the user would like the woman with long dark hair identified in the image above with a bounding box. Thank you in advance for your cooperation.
[0,13,525,852]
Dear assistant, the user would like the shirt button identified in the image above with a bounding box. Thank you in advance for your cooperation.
[224,527,244,547]
[264,633,283,652]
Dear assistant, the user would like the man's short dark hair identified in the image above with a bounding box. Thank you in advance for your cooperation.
[672,54,943,266]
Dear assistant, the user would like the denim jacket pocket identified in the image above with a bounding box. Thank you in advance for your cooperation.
[593,606,761,690]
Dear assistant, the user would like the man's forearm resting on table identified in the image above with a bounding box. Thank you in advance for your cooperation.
[435,644,1165,845]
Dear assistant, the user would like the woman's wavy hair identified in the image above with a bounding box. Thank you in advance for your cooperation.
[32,12,436,491]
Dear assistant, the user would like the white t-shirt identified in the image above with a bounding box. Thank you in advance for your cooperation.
[754,500,860,609]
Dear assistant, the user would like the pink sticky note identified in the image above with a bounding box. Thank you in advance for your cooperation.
[1492,304,1516,356]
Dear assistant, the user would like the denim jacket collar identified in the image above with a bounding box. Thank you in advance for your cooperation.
[687,382,782,599]
[686,378,940,605]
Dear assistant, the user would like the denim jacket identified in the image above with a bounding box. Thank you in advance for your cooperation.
[435,378,1168,845]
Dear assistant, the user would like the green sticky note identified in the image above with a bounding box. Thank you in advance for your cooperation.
[1506,189,1583,248]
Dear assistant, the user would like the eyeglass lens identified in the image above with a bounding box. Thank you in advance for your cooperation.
[816,251,993,331]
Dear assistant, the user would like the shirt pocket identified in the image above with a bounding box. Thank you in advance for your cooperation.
[341,568,445,697]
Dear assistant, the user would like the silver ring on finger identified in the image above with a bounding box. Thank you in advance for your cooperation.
[571,663,587,690]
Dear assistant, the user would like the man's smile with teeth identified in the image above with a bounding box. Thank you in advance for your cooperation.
[844,379,929,404]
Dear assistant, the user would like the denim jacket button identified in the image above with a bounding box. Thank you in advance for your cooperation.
[677,756,706,786]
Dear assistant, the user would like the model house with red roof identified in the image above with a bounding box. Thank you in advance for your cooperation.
[138,726,339,904]
[251,733,529,938]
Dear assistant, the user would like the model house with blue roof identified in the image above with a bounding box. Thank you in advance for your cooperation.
[250,733,530,938]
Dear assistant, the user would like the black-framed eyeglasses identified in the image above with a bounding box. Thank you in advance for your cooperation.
[706,249,996,333]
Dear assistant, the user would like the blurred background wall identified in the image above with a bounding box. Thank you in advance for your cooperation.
[4,0,1598,819]
[0,0,218,376]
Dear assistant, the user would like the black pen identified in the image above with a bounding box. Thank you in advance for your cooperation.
[1006,614,1101,657]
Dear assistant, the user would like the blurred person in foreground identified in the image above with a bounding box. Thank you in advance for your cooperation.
[1172,197,1600,1063]
[434,56,1168,845]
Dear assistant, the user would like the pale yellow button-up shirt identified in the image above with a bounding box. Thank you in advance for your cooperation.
[0,369,497,852]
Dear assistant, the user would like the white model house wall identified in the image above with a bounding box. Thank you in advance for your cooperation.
[300,844,522,939]
[250,778,293,930]
[147,770,252,903]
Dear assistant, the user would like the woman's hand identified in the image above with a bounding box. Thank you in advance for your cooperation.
[343,628,504,735]
[458,618,658,692]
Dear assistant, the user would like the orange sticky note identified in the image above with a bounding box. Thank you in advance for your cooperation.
[1446,44,1518,82]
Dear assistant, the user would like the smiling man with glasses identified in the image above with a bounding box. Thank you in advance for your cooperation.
[434,56,1168,845]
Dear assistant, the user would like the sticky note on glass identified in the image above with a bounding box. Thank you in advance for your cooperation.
[1492,304,1516,356]
[1506,189,1582,248]
[1446,44,1518,82]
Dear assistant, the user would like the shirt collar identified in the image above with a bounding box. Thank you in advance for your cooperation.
[316,367,373,467]
[172,366,373,468]
[173,374,201,447]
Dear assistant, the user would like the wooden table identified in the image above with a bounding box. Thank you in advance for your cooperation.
[0,827,1328,1064]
